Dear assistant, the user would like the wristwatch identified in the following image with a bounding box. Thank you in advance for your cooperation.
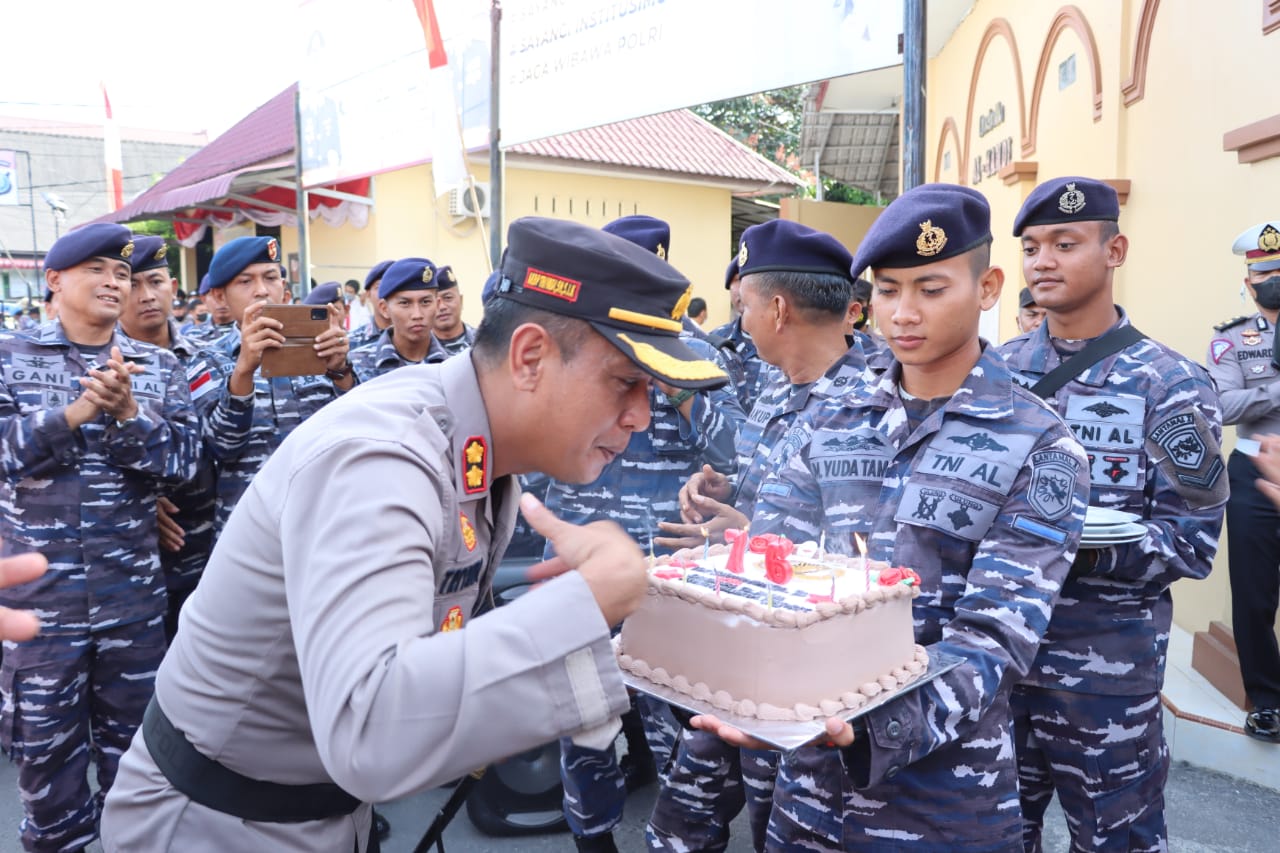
[326,361,354,381]
[114,414,139,429]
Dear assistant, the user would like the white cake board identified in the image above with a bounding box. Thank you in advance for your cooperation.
[617,645,965,751]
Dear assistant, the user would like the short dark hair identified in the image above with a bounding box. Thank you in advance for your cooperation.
[851,278,872,305]
[344,280,360,292]
[1098,221,1120,243]
[472,298,593,367]
[687,297,707,317]
[748,270,853,320]
[967,242,992,278]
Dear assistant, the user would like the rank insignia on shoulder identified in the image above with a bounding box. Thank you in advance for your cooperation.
[462,436,487,494]
[1214,316,1249,332]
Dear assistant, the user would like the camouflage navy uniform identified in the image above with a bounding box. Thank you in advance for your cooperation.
[1206,312,1280,726]
[346,320,383,352]
[155,319,235,640]
[750,344,1089,851]
[349,327,448,383]
[203,325,340,534]
[647,342,867,853]
[546,334,747,839]
[711,316,782,415]
[0,320,201,852]
[182,320,236,346]
[436,323,476,357]
[998,308,1227,853]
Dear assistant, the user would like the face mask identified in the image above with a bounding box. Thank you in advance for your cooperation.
[1254,276,1280,310]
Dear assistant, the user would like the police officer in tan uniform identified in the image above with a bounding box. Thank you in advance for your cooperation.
[1208,220,1280,742]
[100,217,729,852]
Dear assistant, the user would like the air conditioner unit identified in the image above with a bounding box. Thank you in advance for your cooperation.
[449,182,491,219]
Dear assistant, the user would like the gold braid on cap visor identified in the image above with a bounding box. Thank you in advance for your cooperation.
[614,334,727,381]
[608,307,683,332]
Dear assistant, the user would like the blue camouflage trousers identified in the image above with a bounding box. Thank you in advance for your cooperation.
[763,747,845,850]
[1012,686,1169,853]
[646,728,778,852]
[560,694,679,837]
[0,617,166,852]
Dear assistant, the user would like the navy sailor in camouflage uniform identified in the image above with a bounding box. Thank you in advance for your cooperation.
[649,219,867,853]
[998,177,1227,852]
[119,236,235,641]
[0,223,201,852]
[198,236,354,535]
[349,257,449,383]
[711,256,783,415]
[541,216,747,852]
[735,184,1090,851]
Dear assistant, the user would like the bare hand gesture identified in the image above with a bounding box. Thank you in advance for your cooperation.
[520,493,648,627]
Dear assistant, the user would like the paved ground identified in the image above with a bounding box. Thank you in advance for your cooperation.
[3,753,1278,851]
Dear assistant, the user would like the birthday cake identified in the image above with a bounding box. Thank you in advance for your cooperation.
[615,534,926,722]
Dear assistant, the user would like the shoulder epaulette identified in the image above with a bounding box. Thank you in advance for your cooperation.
[1214,316,1250,332]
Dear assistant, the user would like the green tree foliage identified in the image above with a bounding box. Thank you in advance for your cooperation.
[692,87,806,174]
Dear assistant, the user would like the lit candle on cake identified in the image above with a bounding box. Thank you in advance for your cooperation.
[854,533,869,594]
[701,526,710,562]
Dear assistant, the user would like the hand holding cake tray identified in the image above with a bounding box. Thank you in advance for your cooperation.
[614,529,963,750]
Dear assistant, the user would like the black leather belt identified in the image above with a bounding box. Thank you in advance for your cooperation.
[143,697,362,823]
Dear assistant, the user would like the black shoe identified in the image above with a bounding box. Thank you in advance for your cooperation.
[372,809,391,841]
[574,832,620,853]
[1245,708,1280,742]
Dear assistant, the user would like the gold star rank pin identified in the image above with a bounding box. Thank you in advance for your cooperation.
[463,436,487,494]
[916,220,947,257]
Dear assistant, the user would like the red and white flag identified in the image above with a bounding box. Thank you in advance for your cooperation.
[101,82,124,212]
[412,0,469,198]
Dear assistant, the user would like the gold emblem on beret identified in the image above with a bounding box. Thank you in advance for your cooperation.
[120,240,135,259]
[916,220,947,257]
[154,245,167,261]
[422,266,434,284]
[444,268,456,284]
[1057,182,1087,215]
[656,243,667,261]
[1259,224,1280,253]
[267,238,279,261]
[738,241,748,267]
[671,285,693,321]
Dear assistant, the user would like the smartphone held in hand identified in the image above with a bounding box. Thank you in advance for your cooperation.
[259,305,329,377]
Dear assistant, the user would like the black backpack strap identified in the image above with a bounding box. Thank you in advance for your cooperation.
[1029,325,1146,399]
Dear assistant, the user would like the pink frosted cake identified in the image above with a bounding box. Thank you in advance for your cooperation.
[616,538,926,722]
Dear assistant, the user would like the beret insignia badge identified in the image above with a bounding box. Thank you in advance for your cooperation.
[738,241,748,267]
[422,266,434,284]
[1057,182,1087,215]
[120,240,135,259]
[1259,224,1280,253]
[916,220,947,257]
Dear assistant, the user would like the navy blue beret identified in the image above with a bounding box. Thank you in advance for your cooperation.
[378,258,440,300]
[1018,287,1036,308]
[723,256,739,290]
[197,274,212,296]
[205,236,281,290]
[129,235,170,274]
[737,220,854,281]
[603,215,670,260]
[492,217,725,390]
[850,183,992,279]
[1013,177,1119,236]
[364,259,394,289]
[436,265,459,290]
[45,223,135,271]
[303,281,343,305]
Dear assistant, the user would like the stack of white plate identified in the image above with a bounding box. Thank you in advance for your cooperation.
[1081,506,1146,548]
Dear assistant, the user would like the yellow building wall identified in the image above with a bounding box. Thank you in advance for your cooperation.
[780,197,882,255]
[927,0,1280,635]
[307,161,735,329]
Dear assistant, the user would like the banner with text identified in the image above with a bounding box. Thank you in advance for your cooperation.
[499,0,904,146]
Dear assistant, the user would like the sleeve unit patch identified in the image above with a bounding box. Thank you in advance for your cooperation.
[1209,338,1234,364]
[1147,410,1226,507]
[1026,449,1081,521]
